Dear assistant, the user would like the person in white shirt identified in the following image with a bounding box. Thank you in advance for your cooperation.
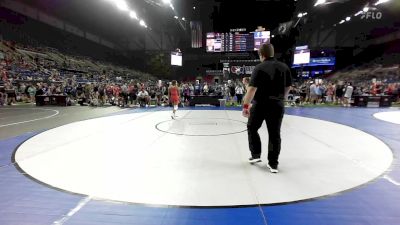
[309,82,317,104]
[235,84,244,105]
[343,82,354,107]
[203,82,209,95]
[137,88,149,107]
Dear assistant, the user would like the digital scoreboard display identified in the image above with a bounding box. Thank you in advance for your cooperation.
[206,31,270,53]
[171,51,182,66]
[293,45,311,65]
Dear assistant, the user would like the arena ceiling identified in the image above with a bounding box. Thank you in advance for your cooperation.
[13,0,297,40]
[10,0,400,47]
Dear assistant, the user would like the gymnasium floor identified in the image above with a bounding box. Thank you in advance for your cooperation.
[0,106,399,225]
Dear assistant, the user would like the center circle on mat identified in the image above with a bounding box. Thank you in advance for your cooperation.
[155,118,247,136]
[14,110,393,207]
[373,111,400,125]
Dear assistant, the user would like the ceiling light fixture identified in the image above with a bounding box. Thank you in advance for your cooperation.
[314,0,326,7]
[115,0,129,11]
[129,11,138,20]
[375,0,391,6]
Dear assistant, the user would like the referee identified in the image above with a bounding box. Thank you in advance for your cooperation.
[242,43,292,173]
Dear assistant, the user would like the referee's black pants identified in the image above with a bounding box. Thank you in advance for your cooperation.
[247,101,284,168]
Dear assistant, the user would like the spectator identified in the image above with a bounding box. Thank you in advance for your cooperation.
[120,83,128,107]
[235,83,244,106]
[5,82,16,105]
[203,82,209,95]
[25,84,35,103]
[242,77,250,90]
[228,80,236,106]
[335,81,345,105]
[326,83,335,103]
[0,86,5,106]
[309,82,318,104]
[189,83,194,96]
[194,80,201,95]
[137,88,149,107]
[343,82,354,107]
[128,83,137,105]
[182,83,190,105]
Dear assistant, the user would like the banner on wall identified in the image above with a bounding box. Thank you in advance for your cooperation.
[230,65,256,75]
[292,57,336,68]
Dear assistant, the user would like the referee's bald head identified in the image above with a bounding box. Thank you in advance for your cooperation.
[258,43,274,58]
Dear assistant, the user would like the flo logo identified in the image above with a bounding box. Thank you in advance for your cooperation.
[361,12,383,20]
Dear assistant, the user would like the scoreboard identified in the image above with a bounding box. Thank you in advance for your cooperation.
[206,31,270,53]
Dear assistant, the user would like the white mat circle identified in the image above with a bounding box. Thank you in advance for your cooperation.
[15,110,393,207]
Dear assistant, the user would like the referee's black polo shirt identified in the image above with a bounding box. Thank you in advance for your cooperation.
[249,57,292,104]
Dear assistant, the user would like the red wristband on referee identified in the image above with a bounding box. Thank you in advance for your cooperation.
[243,104,250,110]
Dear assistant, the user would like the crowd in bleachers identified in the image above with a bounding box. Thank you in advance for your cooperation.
[0,40,251,107]
[0,40,160,106]
[2,38,399,108]
[288,61,400,106]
